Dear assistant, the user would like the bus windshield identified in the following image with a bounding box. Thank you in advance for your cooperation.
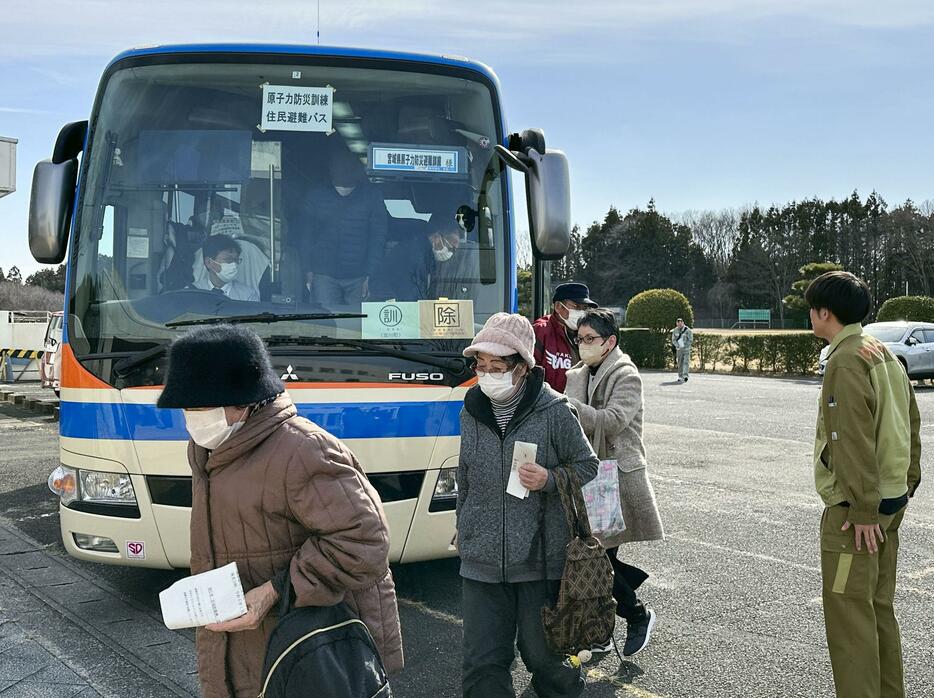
[71,56,509,360]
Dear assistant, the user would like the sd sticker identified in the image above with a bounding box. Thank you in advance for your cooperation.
[126,541,146,560]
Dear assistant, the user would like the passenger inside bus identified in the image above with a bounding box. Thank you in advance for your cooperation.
[189,234,260,301]
[370,216,462,302]
[302,146,388,307]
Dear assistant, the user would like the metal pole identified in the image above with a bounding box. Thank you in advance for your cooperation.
[532,258,545,320]
[268,164,276,283]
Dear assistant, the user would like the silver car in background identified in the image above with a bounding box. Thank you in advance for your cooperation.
[864,321,934,379]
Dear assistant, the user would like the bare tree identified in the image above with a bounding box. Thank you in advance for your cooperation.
[678,209,739,277]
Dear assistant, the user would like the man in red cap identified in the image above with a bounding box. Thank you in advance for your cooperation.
[533,282,598,392]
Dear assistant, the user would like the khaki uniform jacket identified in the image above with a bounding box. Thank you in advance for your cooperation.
[188,395,403,698]
[815,324,922,524]
[565,348,665,544]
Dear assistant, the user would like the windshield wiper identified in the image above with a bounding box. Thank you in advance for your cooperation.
[165,312,367,329]
[265,335,469,375]
[113,341,171,377]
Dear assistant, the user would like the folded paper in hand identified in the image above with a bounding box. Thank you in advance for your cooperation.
[159,562,248,630]
[507,441,538,499]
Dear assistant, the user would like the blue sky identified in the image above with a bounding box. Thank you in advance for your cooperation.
[1,0,932,276]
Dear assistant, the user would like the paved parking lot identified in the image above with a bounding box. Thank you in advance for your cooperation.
[2,372,933,697]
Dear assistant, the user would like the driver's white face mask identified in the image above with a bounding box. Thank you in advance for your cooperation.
[214,261,240,284]
[183,407,244,450]
[335,186,356,197]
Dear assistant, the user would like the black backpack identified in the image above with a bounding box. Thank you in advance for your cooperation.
[260,585,392,698]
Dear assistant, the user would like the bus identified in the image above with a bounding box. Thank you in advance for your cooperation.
[29,44,570,569]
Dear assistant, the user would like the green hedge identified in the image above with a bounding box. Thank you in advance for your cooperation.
[626,289,694,330]
[621,329,824,375]
[877,296,934,323]
[619,329,671,369]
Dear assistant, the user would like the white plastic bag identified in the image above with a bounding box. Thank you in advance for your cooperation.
[581,459,626,547]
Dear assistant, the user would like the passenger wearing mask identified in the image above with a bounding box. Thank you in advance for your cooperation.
[304,147,388,306]
[190,234,260,301]
[370,218,461,301]
[533,283,598,392]
[157,325,403,698]
[564,309,665,658]
[457,313,599,697]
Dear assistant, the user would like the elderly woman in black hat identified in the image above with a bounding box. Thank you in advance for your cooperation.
[157,325,402,698]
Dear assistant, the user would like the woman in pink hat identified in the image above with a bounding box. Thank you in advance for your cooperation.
[456,312,599,697]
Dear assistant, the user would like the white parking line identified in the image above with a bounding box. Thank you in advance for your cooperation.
[397,597,463,627]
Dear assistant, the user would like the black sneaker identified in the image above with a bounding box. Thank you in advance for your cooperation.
[623,608,657,657]
[683,376,689,383]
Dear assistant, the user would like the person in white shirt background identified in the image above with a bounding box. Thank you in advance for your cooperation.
[190,234,260,302]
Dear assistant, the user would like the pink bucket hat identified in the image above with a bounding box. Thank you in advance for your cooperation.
[463,313,536,368]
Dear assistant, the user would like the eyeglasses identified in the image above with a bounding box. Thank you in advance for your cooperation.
[469,361,514,377]
[574,334,608,346]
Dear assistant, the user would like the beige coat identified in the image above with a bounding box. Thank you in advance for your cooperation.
[188,395,403,698]
[565,348,665,544]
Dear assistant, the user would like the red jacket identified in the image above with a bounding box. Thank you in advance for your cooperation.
[533,313,579,392]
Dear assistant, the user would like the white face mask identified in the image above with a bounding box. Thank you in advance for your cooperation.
[561,304,586,330]
[184,407,244,450]
[579,340,611,367]
[335,185,355,197]
[478,368,519,401]
[434,246,454,263]
[213,261,239,284]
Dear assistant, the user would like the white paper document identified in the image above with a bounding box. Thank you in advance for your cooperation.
[159,562,248,630]
[507,441,539,499]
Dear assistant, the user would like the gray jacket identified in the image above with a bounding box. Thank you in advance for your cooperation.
[456,368,599,583]
[671,326,693,350]
[566,349,665,544]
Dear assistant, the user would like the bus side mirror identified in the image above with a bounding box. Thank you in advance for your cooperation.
[29,159,78,264]
[495,138,571,261]
[28,120,86,264]
[524,148,571,261]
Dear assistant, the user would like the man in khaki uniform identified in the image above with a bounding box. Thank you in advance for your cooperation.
[807,271,921,698]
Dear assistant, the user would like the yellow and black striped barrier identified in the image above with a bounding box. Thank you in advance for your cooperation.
[0,349,45,361]
[1,348,46,382]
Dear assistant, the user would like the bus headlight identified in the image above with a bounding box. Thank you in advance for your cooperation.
[79,471,137,504]
[429,468,458,512]
[48,466,78,505]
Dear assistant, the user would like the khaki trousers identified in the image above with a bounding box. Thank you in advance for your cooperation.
[821,504,906,698]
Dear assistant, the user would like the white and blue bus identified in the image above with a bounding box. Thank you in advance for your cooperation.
[29,44,570,569]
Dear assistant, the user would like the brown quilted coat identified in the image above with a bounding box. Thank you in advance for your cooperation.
[187,394,403,698]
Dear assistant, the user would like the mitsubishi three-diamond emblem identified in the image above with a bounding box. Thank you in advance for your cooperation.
[280,365,299,381]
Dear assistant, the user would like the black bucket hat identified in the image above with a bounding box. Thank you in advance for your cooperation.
[157,325,284,409]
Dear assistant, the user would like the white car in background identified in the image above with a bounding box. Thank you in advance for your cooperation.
[817,322,934,380]
[864,321,934,380]
[817,344,830,376]
[40,311,63,396]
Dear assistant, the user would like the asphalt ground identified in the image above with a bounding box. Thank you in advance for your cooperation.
[2,373,934,697]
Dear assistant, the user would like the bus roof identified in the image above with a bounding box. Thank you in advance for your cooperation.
[107,44,500,88]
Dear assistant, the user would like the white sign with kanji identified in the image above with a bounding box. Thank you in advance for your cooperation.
[260,85,334,133]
